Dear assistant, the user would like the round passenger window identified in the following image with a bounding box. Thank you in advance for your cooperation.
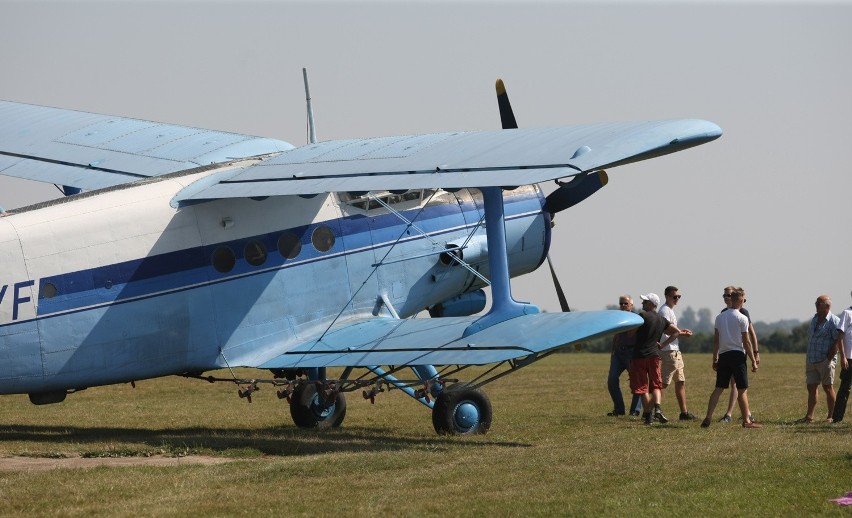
[212,246,236,273]
[40,282,58,299]
[311,226,335,252]
[244,240,268,266]
[277,232,302,259]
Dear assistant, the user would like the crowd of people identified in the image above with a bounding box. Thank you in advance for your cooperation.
[606,286,852,428]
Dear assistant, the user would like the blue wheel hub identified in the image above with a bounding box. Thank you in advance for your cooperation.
[310,394,335,420]
[453,400,481,432]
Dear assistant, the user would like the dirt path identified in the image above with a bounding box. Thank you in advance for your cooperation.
[0,455,236,471]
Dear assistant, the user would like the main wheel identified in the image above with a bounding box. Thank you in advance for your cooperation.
[431,385,492,435]
[289,383,346,429]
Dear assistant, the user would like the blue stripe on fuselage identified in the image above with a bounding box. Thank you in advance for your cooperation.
[7,190,543,325]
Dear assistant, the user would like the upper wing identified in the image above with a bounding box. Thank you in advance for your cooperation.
[0,100,293,191]
[256,310,642,369]
[173,119,721,203]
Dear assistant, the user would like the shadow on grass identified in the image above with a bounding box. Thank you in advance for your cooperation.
[0,424,532,457]
[785,423,852,436]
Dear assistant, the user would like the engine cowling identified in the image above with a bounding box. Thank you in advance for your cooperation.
[428,289,487,317]
[439,235,489,267]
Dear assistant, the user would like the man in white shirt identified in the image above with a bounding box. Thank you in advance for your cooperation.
[658,286,696,420]
[701,288,761,428]
[832,292,852,423]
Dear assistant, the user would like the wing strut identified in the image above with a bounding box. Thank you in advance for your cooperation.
[462,186,539,337]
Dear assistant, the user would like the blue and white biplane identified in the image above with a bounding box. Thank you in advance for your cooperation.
[0,76,720,434]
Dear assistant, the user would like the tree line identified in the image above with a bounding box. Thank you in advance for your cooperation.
[575,305,809,353]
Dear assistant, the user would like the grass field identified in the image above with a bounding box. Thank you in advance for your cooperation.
[0,353,850,516]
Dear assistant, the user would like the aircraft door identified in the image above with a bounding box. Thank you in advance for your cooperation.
[335,196,380,317]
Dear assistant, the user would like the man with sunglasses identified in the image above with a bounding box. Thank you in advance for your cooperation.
[795,295,840,424]
[658,286,696,420]
[719,286,760,423]
[701,288,762,428]
[607,295,643,417]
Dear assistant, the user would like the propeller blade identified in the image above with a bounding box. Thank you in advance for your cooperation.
[546,254,570,312]
[495,79,518,130]
[543,170,608,216]
[547,253,581,348]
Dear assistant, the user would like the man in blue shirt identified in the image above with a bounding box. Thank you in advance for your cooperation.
[795,295,840,423]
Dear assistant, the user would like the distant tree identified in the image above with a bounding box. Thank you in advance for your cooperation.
[695,308,714,334]
[753,319,804,336]
[761,321,808,352]
[683,332,714,353]
[680,306,697,329]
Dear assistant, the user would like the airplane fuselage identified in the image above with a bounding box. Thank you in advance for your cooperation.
[0,170,549,395]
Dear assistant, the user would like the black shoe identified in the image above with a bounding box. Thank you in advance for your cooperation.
[679,412,697,421]
[642,413,652,425]
[653,408,669,424]
[700,418,711,428]
[606,411,625,417]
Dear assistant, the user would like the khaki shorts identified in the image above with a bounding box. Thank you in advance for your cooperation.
[806,359,836,386]
[661,350,685,386]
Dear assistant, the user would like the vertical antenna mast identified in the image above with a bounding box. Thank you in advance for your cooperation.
[303,68,317,144]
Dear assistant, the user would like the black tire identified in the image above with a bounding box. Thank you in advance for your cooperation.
[431,385,492,435]
[289,382,346,429]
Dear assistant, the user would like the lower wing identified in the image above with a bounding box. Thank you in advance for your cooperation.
[257,310,642,369]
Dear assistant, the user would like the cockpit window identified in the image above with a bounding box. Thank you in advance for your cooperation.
[338,190,433,211]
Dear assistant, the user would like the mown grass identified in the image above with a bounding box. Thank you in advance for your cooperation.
[0,353,850,516]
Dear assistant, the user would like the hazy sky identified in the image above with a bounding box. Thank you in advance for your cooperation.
[2,1,850,323]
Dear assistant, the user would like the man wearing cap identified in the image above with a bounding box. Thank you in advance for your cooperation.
[630,292,689,425]
[657,286,696,420]
[832,291,852,423]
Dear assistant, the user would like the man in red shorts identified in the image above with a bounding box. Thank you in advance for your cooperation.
[630,293,691,425]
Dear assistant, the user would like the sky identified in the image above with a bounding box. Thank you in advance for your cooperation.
[1,1,850,324]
